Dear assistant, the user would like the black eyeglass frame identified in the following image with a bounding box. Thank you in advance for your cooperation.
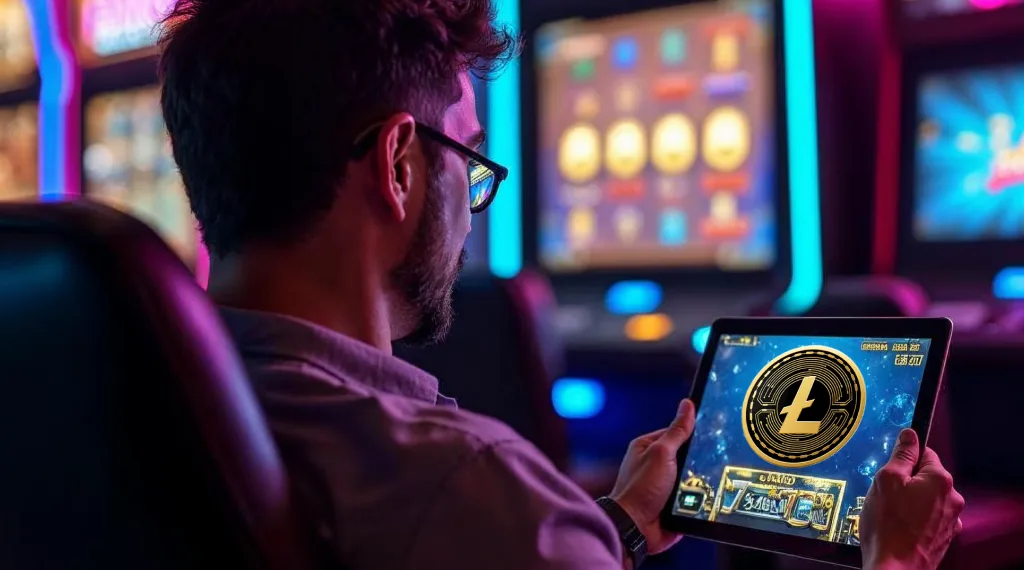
[350,121,509,214]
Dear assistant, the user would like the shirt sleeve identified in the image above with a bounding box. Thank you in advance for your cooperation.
[403,438,624,570]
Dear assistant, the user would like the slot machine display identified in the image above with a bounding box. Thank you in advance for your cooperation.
[535,5,776,278]
[0,0,39,201]
[526,0,796,387]
[875,0,1024,334]
[73,0,197,266]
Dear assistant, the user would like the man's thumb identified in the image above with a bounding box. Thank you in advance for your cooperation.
[659,399,696,449]
[885,429,920,478]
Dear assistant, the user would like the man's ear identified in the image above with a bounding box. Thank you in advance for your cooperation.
[375,113,418,222]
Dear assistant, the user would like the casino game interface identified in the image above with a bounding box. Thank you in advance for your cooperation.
[535,0,777,273]
[673,335,932,545]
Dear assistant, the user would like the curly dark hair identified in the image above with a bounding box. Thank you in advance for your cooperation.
[158,0,518,258]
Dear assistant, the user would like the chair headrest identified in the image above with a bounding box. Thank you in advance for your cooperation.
[0,200,312,569]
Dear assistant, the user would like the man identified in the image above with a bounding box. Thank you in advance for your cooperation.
[158,0,964,568]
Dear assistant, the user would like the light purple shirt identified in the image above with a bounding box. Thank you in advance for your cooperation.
[219,307,624,570]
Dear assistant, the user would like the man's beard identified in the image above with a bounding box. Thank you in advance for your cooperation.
[391,175,466,347]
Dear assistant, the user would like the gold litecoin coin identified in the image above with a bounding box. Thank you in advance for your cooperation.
[741,346,866,468]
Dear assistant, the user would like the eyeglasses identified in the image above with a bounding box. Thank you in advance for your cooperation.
[350,121,508,215]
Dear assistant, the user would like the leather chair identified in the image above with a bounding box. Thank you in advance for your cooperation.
[394,270,570,471]
[0,201,316,569]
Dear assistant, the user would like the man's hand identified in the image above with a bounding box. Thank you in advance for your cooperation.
[609,399,696,555]
[860,429,965,570]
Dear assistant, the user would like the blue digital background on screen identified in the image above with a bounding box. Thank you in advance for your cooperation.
[914,64,1024,242]
[677,335,931,542]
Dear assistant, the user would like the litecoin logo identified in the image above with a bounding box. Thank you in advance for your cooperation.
[742,346,866,468]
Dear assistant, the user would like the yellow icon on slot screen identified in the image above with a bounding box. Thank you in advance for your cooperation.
[558,123,602,184]
[710,192,737,221]
[567,207,596,243]
[711,32,740,72]
[605,119,647,180]
[651,113,697,175]
[702,107,751,172]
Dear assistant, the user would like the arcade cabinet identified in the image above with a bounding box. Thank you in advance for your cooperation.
[521,0,822,465]
[0,0,39,201]
[71,0,197,268]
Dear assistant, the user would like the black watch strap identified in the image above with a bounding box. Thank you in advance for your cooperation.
[596,496,648,569]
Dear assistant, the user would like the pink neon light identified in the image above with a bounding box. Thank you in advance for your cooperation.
[79,0,175,55]
[968,0,1010,9]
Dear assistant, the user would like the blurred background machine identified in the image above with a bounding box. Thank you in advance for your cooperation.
[873,0,1024,338]
[0,0,39,201]
[72,0,197,268]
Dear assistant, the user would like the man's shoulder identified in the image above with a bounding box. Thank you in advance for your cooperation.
[247,355,531,465]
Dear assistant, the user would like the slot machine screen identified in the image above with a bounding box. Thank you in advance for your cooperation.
[535,0,777,273]
[912,63,1024,242]
[84,86,196,262]
[0,102,37,200]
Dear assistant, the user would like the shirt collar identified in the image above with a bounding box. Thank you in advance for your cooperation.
[219,307,444,405]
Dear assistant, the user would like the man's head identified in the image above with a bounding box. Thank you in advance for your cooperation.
[159,0,517,345]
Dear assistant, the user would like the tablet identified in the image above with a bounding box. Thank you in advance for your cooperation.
[661,317,953,567]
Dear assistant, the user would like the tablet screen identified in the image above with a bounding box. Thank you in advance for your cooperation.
[673,334,933,545]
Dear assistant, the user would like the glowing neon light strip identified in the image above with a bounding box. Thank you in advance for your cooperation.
[773,0,823,315]
[487,0,522,278]
[28,0,79,200]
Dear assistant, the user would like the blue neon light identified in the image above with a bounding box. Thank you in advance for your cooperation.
[26,0,72,201]
[691,325,711,354]
[605,280,663,315]
[487,0,522,278]
[994,267,1024,299]
[552,377,606,419]
[773,0,823,316]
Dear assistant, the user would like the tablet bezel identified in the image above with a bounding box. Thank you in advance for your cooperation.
[660,317,953,568]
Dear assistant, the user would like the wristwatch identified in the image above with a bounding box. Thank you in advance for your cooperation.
[596,496,648,569]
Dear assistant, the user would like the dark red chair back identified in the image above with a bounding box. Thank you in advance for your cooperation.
[0,201,315,569]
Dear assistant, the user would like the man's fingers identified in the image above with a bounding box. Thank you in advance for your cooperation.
[631,428,669,448]
[657,399,696,450]
[881,429,921,481]
[914,447,949,479]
